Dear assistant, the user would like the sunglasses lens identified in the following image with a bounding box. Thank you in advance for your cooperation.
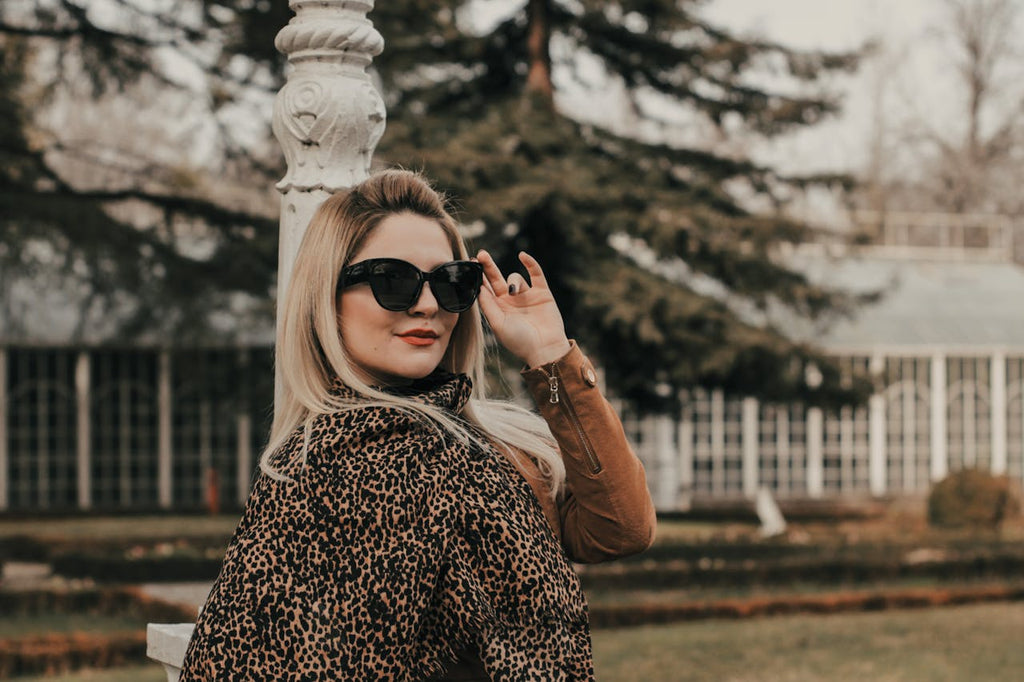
[431,262,482,312]
[351,259,482,313]
[367,261,422,311]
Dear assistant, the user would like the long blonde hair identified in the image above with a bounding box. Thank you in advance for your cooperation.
[262,169,566,498]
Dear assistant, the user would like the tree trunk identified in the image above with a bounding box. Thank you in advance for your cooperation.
[525,0,553,106]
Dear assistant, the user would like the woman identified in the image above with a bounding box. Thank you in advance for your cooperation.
[180,170,655,681]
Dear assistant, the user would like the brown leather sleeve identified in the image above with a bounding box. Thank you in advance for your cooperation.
[521,341,657,564]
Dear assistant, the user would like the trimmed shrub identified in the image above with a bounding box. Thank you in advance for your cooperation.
[588,584,1024,628]
[51,553,223,583]
[0,587,196,678]
[0,632,147,678]
[928,469,1022,529]
[0,586,196,621]
[578,545,1024,591]
[0,535,51,562]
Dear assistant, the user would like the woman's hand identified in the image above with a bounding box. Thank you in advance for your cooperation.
[475,249,571,368]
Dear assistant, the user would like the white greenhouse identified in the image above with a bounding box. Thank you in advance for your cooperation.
[629,214,1024,510]
[2,213,1023,513]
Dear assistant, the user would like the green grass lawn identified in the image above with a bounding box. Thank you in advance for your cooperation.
[7,602,1022,681]
[0,614,145,638]
[4,512,1023,681]
[592,601,1024,681]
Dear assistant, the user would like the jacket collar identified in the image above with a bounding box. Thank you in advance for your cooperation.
[329,370,473,414]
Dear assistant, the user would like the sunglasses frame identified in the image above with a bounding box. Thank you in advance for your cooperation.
[339,258,484,313]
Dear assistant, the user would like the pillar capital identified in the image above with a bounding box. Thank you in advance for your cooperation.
[272,0,386,193]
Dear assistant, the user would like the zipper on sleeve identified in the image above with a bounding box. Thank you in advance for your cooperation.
[547,374,560,404]
[540,362,603,474]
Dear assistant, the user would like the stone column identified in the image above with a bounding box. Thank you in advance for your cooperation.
[272,0,385,329]
[147,2,386,677]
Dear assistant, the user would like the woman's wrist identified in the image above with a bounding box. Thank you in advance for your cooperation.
[524,339,573,369]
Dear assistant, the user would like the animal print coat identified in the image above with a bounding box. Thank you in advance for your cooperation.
[179,370,594,681]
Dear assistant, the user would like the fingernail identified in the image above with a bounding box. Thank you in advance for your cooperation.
[508,284,517,295]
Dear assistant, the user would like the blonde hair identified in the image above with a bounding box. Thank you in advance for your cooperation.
[261,169,566,498]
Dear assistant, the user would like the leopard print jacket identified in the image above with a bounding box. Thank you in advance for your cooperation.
[179,371,594,681]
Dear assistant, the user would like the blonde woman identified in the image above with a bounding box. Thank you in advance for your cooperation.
[180,169,655,681]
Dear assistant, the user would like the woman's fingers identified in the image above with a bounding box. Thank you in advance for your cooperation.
[476,250,508,296]
[476,249,547,299]
[476,276,501,322]
[518,251,549,290]
[506,272,529,295]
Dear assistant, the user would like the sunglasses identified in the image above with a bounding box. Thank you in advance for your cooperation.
[339,258,484,313]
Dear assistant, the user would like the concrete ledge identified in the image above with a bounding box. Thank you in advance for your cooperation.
[147,623,194,682]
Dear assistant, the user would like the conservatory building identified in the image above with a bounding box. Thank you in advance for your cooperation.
[1,215,1023,513]
[630,214,1024,510]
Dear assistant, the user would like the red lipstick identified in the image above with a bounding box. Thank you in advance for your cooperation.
[397,329,439,346]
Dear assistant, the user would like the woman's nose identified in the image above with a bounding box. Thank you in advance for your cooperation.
[407,282,440,315]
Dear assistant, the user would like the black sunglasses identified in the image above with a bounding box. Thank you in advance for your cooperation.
[339,258,484,313]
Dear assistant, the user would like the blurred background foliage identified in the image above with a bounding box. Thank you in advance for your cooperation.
[0,0,874,409]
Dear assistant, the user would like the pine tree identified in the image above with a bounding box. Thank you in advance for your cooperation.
[0,1,280,342]
[370,1,869,408]
[1,0,870,407]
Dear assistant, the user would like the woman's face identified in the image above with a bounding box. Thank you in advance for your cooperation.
[338,212,460,386]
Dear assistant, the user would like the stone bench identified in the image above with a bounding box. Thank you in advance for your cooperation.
[147,623,194,682]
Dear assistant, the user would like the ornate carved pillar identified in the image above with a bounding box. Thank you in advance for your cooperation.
[272,0,386,325]
[147,4,386,677]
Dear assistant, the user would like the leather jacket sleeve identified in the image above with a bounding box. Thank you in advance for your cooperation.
[521,341,657,563]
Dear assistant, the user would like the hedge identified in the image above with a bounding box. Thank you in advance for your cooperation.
[51,554,224,583]
[589,583,1024,628]
[1,533,229,566]
[0,536,51,563]
[929,469,1022,529]
[0,632,147,678]
[579,550,1024,591]
[0,586,196,622]
[0,586,195,679]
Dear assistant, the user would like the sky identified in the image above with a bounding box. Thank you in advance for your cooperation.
[698,0,947,174]
[537,0,974,184]
[700,0,931,51]
[685,0,1024,225]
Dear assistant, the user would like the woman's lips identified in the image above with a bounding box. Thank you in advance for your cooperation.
[397,330,439,346]
[399,335,436,346]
